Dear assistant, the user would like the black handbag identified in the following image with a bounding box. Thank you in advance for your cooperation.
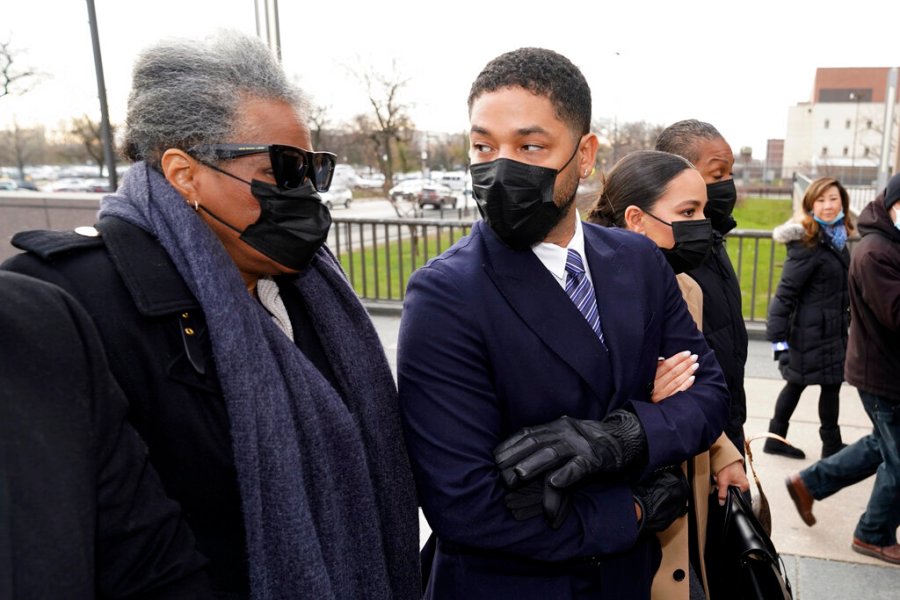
[721,485,793,600]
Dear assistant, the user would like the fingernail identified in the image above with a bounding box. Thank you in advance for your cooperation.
[719,498,725,506]
[658,356,665,361]
[691,363,699,371]
[687,375,695,383]
[690,354,698,362]
[681,350,691,357]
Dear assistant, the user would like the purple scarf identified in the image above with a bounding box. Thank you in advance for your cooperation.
[99,163,419,599]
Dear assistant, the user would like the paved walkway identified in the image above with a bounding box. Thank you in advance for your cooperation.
[368,312,900,598]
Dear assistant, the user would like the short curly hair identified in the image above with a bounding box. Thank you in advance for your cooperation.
[654,119,724,164]
[467,47,591,136]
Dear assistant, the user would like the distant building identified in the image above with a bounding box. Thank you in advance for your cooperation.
[765,139,784,182]
[782,67,898,185]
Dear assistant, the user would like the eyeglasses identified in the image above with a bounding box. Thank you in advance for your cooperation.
[189,144,336,192]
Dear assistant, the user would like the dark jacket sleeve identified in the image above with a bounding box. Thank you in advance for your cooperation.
[626,247,729,472]
[398,265,639,562]
[766,242,818,342]
[0,272,210,599]
[854,245,900,332]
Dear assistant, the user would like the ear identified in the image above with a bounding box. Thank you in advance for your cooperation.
[160,149,203,207]
[624,205,646,234]
[578,133,600,179]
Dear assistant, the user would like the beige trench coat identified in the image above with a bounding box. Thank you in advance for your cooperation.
[651,275,743,600]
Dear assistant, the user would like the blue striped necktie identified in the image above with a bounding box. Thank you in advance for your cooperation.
[565,249,605,346]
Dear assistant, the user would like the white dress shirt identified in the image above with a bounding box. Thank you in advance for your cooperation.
[530,212,596,289]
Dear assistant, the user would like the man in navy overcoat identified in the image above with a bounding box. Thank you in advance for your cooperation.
[398,48,730,599]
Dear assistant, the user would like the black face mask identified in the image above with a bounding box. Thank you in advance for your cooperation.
[470,146,580,250]
[198,170,332,270]
[644,212,713,274]
[704,179,737,234]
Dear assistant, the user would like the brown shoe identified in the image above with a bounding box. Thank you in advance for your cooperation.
[785,473,816,526]
[851,538,900,565]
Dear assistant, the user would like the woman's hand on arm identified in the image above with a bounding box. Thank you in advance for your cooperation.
[651,351,699,403]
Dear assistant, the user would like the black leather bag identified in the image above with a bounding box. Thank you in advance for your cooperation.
[722,485,793,599]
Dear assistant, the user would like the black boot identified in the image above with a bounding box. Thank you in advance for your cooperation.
[763,420,806,459]
[820,426,847,458]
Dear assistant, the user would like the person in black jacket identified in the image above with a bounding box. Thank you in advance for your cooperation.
[656,120,748,455]
[764,177,853,459]
[2,31,419,600]
[0,270,209,599]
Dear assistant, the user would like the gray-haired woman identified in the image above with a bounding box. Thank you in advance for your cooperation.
[3,30,419,599]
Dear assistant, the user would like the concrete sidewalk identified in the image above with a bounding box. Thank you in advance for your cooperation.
[369,313,900,598]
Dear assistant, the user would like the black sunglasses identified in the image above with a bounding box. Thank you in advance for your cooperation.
[189,144,336,192]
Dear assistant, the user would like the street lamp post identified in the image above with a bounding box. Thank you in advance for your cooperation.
[85,0,117,191]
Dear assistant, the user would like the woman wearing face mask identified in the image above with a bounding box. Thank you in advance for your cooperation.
[763,177,854,460]
[587,150,749,600]
[2,31,419,600]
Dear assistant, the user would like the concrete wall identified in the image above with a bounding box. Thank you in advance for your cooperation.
[0,192,103,262]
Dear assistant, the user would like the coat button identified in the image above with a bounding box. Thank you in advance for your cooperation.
[673,569,685,582]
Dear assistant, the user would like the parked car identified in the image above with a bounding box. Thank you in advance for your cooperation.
[13,177,39,191]
[388,178,429,203]
[416,182,457,209]
[321,182,352,209]
[47,178,112,193]
[0,179,18,191]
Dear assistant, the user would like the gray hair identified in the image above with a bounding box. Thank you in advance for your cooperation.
[654,119,723,164]
[122,30,308,168]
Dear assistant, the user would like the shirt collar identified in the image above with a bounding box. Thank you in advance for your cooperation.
[531,212,591,287]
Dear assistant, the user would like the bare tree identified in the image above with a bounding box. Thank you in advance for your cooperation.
[594,119,665,173]
[68,115,115,176]
[348,59,416,198]
[0,120,46,179]
[308,103,330,150]
[0,39,39,100]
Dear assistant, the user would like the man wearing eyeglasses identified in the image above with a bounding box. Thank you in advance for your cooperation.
[2,31,419,600]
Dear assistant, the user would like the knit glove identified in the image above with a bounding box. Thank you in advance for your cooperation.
[633,466,690,535]
[494,410,649,490]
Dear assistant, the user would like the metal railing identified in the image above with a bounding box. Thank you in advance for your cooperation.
[332,215,836,323]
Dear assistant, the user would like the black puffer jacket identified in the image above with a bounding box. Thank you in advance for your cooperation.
[766,221,850,385]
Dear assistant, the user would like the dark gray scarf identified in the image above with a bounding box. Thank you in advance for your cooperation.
[99,163,419,599]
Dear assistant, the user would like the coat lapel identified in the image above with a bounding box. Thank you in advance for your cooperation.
[582,223,647,402]
[476,222,611,402]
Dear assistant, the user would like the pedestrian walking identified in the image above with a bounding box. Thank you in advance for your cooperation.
[764,177,853,459]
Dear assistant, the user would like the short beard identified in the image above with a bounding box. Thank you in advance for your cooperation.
[544,162,581,231]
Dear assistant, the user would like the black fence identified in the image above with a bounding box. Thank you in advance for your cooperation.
[330,215,835,323]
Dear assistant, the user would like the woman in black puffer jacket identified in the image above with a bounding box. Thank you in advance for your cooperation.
[764,177,852,459]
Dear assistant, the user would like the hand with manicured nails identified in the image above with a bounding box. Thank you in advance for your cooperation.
[494,409,649,490]
[633,466,690,535]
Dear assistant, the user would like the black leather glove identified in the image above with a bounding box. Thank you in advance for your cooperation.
[494,410,649,490]
[633,466,690,535]
[502,477,572,529]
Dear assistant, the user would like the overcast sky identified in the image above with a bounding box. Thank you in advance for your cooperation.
[3,0,898,159]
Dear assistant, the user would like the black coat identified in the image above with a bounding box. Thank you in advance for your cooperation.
[1,217,338,597]
[766,222,850,385]
[687,234,748,449]
[0,271,208,599]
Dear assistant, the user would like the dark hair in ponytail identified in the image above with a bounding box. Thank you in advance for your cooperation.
[586,150,696,227]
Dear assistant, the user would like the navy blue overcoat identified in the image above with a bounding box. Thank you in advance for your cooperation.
[398,220,730,599]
